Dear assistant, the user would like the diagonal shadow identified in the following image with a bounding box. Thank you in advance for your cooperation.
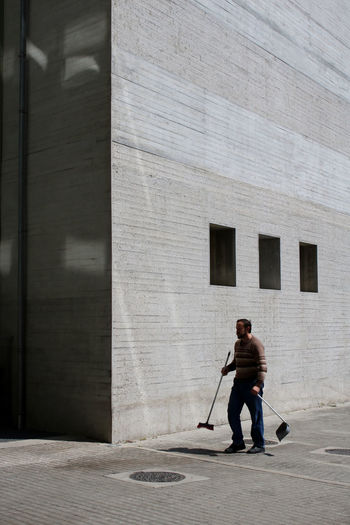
[161,447,221,457]
[162,447,275,457]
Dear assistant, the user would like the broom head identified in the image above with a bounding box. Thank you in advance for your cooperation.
[197,422,214,430]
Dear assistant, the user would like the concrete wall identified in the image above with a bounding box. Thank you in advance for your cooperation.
[111,0,350,441]
[0,0,20,425]
[1,0,111,440]
[2,0,349,443]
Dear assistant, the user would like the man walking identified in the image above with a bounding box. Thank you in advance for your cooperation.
[221,319,267,454]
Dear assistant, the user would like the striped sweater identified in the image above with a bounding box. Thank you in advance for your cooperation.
[228,335,267,387]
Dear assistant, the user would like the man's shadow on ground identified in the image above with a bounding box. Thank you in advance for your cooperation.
[162,447,274,457]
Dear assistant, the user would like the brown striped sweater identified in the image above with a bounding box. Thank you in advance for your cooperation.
[227,335,267,387]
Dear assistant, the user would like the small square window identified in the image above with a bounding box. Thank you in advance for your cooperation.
[259,235,281,290]
[300,243,318,292]
[210,224,236,286]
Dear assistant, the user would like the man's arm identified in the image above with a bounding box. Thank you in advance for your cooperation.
[221,358,236,375]
[251,339,267,395]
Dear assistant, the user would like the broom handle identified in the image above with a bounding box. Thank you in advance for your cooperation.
[206,351,231,423]
[258,394,287,424]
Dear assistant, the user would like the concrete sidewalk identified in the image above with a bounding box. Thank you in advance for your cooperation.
[1,403,349,524]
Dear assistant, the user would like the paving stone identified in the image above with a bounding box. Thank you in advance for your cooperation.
[0,404,349,524]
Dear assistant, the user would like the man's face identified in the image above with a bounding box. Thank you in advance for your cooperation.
[236,322,247,339]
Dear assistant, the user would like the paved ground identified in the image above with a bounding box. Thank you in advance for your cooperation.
[1,403,350,524]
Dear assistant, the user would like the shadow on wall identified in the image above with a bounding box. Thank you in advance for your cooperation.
[0,1,111,439]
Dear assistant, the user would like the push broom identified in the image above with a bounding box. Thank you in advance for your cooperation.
[197,351,231,430]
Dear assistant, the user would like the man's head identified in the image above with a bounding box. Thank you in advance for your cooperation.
[236,319,252,339]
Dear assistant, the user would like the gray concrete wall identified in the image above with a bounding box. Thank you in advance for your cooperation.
[1,0,111,440]
[2,0,349,443]
[0,0,20,425]
[111,0,350,441]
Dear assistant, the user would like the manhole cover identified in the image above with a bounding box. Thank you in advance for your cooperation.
[129,471,186,483]
[325,449,350,456]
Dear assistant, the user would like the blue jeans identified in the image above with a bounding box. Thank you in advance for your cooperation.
[228,380,264,448]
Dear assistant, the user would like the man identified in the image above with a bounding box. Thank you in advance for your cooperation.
[221,319,267,454]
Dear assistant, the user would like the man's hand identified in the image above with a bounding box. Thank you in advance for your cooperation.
[221,366,229,376]
[250,385,260,396]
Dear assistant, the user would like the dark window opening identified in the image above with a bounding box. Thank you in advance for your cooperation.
[210,224,236,286]
[259,235,281,290]
[300,242,318,292]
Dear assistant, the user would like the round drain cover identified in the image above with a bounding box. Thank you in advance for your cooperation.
[325,449,350,456]
[129,471,186,483]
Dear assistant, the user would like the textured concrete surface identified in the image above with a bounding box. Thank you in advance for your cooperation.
[2,0,350,444]
[1,404,349,524]
[111,0,350,441]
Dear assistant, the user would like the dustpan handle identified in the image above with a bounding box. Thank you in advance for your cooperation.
[258,394,287,424]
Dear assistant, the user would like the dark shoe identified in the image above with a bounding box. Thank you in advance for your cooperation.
[224,442,246,453]
[246,445,265,454]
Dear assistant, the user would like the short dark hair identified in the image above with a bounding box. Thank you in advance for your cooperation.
[237,319,252,333]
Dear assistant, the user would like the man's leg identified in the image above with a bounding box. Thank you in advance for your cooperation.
[245,384,265,449]
[227,383,245,445]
